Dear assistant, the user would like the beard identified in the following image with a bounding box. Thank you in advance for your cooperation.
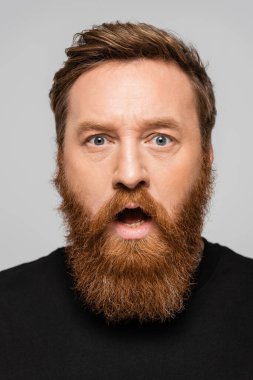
[53,148,214,323]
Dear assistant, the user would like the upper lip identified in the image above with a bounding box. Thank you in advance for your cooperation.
[117,203,150,217]
[116,203,142,215]
[124,203,140,209]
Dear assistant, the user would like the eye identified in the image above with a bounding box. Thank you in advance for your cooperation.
[89,135,107,145]
[152,134,172,146]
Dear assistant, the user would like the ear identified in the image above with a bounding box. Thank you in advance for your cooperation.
[209,143,214,164]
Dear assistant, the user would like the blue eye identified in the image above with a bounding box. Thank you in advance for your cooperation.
[154,135,171,146]
[90,135,106,145]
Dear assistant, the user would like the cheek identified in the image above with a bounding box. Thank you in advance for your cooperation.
[63,154,113,215]
[150,150,202,211]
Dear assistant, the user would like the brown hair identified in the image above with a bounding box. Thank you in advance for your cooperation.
[49,22,216,149]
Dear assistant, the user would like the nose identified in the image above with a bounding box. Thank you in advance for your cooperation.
[112,140,150,190]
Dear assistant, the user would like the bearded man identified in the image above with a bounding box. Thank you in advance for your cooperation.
[1,22,253,380]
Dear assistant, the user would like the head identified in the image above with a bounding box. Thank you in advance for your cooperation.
[50,22,216,323]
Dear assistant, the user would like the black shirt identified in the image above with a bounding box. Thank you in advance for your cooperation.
[1,239,253,380]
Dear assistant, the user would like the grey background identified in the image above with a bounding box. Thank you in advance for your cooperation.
[0,0,252,271]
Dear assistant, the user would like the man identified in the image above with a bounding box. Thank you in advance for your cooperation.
[1,22,252,379]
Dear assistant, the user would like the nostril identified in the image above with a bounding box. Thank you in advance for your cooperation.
[112,163,150,190]
[139,180,148,187]
[114,180,148,191]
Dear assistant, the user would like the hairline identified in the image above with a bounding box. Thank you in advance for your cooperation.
[60,57,209,150]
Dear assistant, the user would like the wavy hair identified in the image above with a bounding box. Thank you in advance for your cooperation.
[49,22,216,149]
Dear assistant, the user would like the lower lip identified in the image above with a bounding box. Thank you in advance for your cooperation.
[109,219,153,240]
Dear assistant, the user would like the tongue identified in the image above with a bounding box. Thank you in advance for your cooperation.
[121,216,142,224]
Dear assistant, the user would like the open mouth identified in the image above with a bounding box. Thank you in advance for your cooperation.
[115,207,152,227]
[109,206,154,239]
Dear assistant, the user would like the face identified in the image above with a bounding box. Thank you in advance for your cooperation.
[64,59,208,223]
[55,59,213,322]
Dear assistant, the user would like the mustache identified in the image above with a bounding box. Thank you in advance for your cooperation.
[88,185,170,235]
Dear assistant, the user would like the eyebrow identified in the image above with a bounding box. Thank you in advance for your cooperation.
[76,122,114,137]
[76,118,182,137]
[145,118,182,131]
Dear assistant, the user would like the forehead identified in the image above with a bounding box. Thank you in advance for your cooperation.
[66,59,199,132]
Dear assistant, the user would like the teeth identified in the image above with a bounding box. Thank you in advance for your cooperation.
[124,220,145,227]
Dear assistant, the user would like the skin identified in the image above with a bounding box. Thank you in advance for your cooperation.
[63,59,213,230]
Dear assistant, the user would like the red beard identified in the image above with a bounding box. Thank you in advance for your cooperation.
[53,149,214,323]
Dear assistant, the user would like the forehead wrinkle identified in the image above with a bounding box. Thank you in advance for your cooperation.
[75,116,183,138]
